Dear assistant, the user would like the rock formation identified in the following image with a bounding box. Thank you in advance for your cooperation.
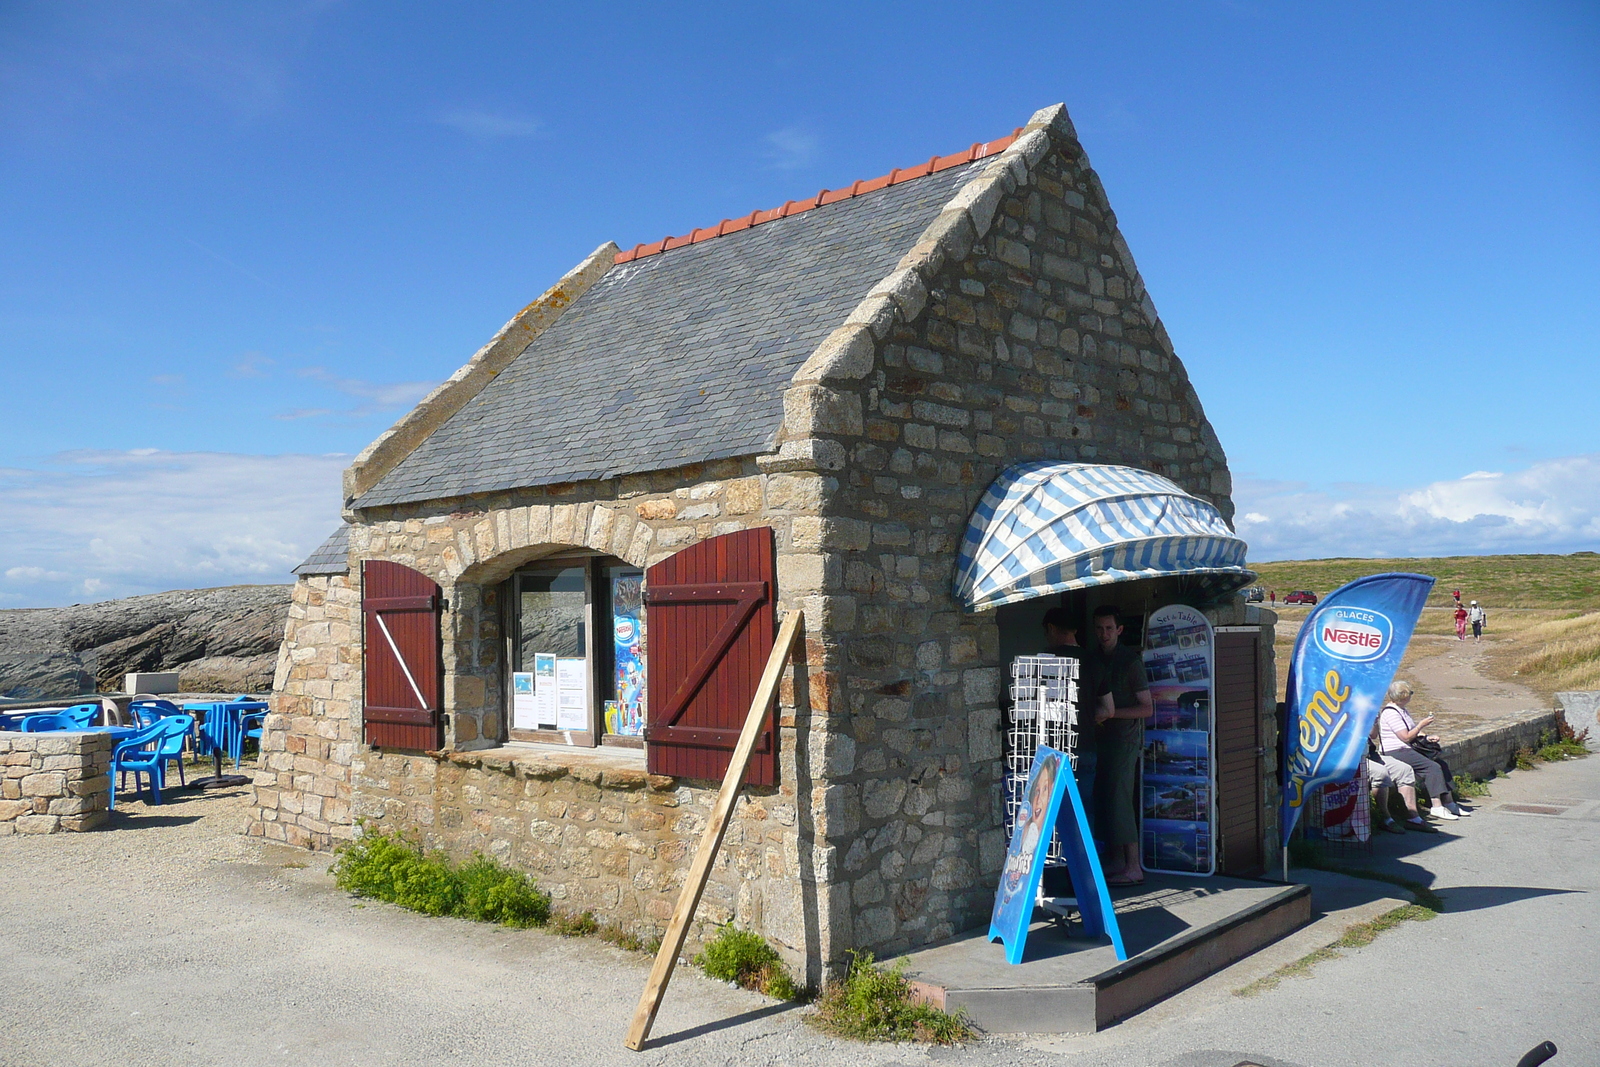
[0,585,292,700]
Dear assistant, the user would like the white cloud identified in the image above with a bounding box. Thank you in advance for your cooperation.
[1235,453,1600,560]
[0,449,348,607]
[283,367,437,420]
[764,127,819,171]
[433,109,541,139]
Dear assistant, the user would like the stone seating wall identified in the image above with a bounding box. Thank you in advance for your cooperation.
[0,731,112,834]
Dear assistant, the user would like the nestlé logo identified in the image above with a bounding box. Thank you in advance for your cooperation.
[1314,607,1392,662]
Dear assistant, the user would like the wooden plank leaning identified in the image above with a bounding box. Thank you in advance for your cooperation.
[623,609,804,1051]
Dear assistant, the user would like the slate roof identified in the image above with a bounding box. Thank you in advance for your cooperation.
[293,524,351,576]
[357,161,981,508]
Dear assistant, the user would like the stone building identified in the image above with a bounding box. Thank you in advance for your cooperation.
[251,103,1278,980]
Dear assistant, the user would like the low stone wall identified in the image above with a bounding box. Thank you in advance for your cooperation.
[1556,692,1600,733]
[1441,709,1565,782]
[350,745,819,969]
[0,731,111,834]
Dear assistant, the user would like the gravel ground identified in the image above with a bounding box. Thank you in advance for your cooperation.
[4,759,1598,1067]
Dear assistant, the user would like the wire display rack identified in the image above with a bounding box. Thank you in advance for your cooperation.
[1005,654,1079,866]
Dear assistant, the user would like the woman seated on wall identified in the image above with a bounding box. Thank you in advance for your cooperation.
[1378,681,1471,822]
[1367,728,1426,833]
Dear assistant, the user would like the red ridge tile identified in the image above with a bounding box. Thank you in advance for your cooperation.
[612,129,1026,264]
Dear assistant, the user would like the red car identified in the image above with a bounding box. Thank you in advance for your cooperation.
[1284,590,1318,605]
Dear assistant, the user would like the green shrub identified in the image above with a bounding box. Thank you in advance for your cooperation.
[331,825,550,929]
[1452,773,1493,798]
[695,925,800,999]
[810,951,973,1044]
[455,855,551,928]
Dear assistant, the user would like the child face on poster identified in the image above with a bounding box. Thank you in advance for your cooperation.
[1024,757,1059,837]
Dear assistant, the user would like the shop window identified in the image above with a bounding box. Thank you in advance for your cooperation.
[504,555,645,749]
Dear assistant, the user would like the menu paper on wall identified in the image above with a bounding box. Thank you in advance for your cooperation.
[1141,604,1216,876]
[511,671,539,730]
[556,656,588,731]
[533,653,559,729]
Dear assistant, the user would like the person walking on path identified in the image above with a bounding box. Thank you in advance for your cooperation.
[1269,590,1276,607]
[1085,605,1153,885]
[1469,600,1487,640]
[1454,602,1469,640]
[1453,589,1462,605]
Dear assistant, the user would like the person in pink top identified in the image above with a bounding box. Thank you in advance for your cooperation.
[1454,603,1469,640]
[1379,681,1471,822]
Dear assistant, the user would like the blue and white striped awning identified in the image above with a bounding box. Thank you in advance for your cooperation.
[954,462,1255,611]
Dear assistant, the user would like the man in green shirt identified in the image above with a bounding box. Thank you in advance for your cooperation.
[1087,605,1153,885]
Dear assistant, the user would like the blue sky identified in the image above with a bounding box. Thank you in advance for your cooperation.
[2,2,1597,606]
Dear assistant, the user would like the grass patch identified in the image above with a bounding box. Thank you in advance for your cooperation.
[332,824,550,928]
[1452,773,1493,798]
[1235,904,1435,998]
[809,951,974,1045]
[1248,554,1600,612]
[695,925,800,1000]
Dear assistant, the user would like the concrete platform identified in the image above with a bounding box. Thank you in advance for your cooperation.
[902,873,1311,1033]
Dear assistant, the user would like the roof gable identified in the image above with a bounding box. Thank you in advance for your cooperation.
[358,162,980,507]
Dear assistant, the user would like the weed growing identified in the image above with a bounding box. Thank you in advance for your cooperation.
[694,925,801,1000]
[1235,904,1434,998]
[332,824,550,928]
[1536,723,1592,763]
[809,951,974,1045]
[1452,773,1493,798]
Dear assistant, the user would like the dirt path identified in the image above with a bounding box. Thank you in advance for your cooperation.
[1402,634,1550,727]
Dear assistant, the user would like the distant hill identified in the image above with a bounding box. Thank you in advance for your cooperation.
[1247,553,1600,611]
[0,585,293,701]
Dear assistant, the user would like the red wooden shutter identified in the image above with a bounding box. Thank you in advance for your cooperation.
[645,528,777,785]
[362,560,443,751]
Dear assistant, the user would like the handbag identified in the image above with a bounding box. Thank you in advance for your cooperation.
[1412,735,1443,758]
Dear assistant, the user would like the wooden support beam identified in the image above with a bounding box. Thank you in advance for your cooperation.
[624,609,804,1052]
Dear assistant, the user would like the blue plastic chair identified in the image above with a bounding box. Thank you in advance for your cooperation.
[20,703,100,731]
[108,715,194,808]
[131,698,184,727]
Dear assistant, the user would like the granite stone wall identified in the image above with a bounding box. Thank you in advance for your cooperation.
[246,572,361,849]
[348,739,835,976]
[755,121,1240,955]
[0,730,111,834]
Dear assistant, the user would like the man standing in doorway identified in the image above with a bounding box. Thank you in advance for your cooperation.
[1042,608,1110,836]
[1086,605,1153,886]
[1469,600,1487,640]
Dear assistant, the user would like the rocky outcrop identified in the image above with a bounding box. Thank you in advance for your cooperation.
[0,585,293,700]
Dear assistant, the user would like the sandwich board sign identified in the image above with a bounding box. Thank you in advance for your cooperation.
[988,744,1126,964]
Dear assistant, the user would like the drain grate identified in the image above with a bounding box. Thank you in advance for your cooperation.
[1503,803,1571,816]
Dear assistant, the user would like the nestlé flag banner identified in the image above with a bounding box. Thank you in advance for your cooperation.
[1281,572,1435,844]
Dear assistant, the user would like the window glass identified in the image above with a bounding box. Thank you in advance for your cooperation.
[517,568,586,665]
[605,567,646,737]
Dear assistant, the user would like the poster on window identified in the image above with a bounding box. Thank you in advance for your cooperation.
[556,656,588,731]
[511,671,540,730]
[608,574,646,737]
[533,654,559,729]
[1141,604,1216,876]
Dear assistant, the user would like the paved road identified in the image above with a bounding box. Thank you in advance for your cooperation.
[3,756,1597,1067]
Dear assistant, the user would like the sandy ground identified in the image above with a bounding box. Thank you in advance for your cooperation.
[5,756,1599,1066]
